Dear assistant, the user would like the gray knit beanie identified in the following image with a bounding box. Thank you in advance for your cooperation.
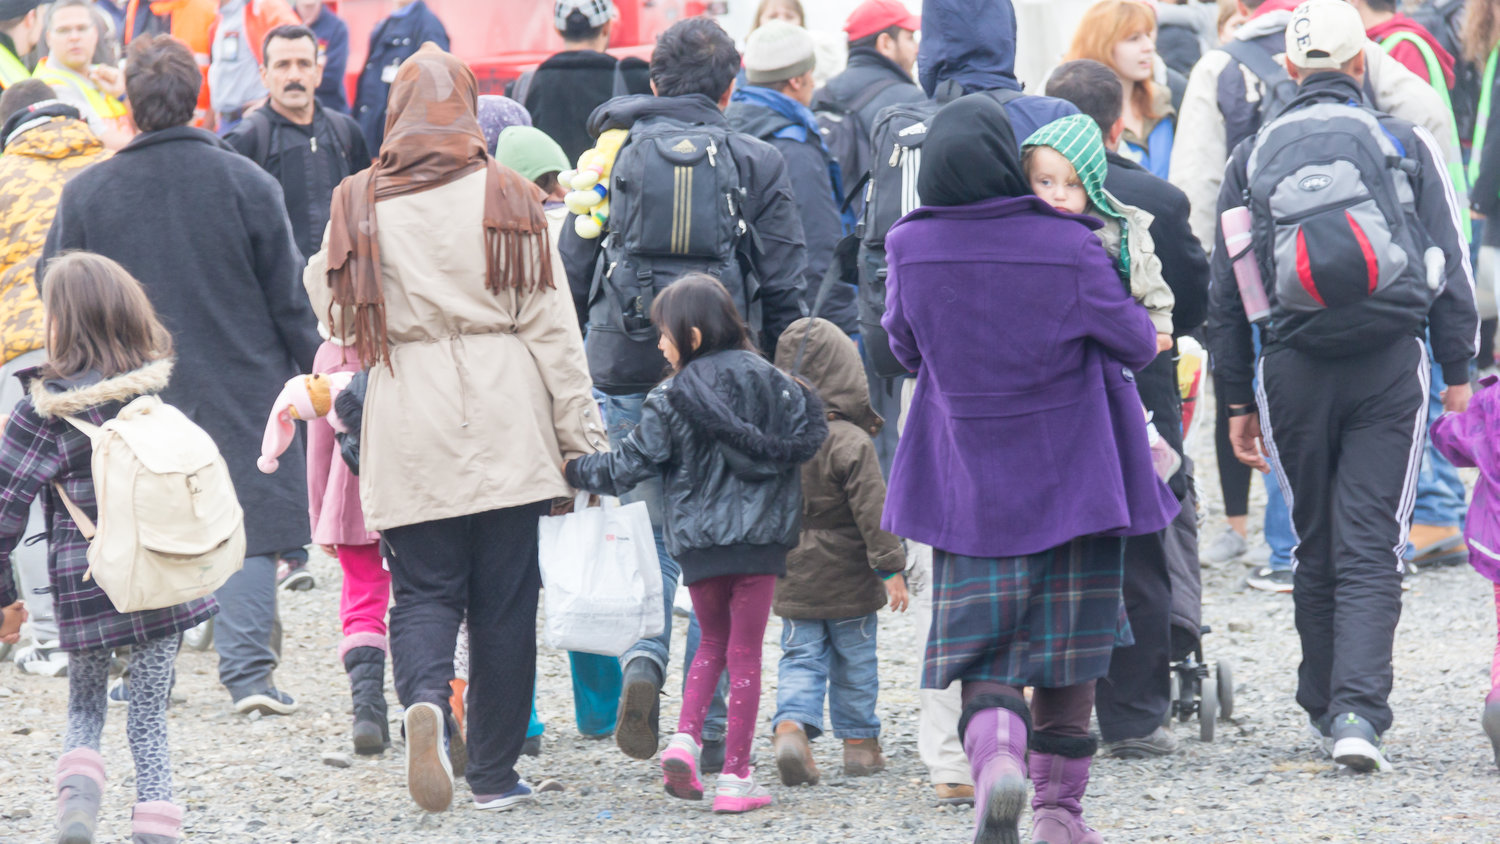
[744,20,816,85]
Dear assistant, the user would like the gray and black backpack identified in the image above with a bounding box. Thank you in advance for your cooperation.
[586,116,758,395]
[1245,95,1438,355]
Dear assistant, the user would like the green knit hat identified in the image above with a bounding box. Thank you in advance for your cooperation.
[1023,114,1129,278]
[495,126,571,184]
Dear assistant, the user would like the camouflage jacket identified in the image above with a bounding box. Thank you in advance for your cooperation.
[0,118,109,364]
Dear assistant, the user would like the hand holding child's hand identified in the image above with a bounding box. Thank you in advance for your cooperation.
[884,574,909,613]
[0,601,27,643]
[1156,333,1173,354]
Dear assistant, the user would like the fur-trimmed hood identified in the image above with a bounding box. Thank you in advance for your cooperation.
[28,359,174,419]
[666,350,827,479]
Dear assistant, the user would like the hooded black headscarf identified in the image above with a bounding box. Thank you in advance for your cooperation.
[917,94,1028,207]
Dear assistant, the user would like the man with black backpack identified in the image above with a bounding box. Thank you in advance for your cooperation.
[1209,0,1477,774]
[226,24,369,263]
[727,21,851,333]
[558,15,807,764]
[1170,0,1458,252]
[809,0,924,219]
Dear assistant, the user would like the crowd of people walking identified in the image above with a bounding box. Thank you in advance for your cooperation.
[0,0,1497,842]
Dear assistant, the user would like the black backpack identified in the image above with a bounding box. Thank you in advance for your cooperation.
[1221,39,1301,140]
[856,86,1022,379]
[585,116,758,395]
[236,106,359,169]
[1407,0,1480,141]
[813,77,903,211]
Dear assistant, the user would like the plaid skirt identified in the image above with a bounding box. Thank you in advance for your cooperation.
[921,536,1131,690]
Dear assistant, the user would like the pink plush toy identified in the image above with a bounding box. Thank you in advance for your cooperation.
[258,372,355,474]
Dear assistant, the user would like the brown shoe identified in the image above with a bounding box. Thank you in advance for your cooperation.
[934,782,975,806]
[842,737,886,776]
[773,721,820,786]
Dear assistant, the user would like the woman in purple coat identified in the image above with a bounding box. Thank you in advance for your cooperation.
[881,94,1177,844]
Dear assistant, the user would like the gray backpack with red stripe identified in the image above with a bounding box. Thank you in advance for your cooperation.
[1245,96,1437,356]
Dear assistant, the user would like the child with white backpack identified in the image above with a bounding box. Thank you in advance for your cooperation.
[0,252,228,844]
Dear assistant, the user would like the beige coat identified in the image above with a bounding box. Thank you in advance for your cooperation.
[305,170,606,531]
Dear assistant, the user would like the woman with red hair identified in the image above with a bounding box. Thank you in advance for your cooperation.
[1066,0,1176,179]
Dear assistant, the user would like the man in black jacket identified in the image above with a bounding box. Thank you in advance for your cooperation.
[43,35,321,717]
[559,16,807,764]
[726,21,849,332]
[227,24,370,263]
[510,0,650,164]
[1210,1,1476,772]
[1046,58,1210,759]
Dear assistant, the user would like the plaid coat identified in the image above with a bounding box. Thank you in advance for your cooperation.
[0,360,216,651]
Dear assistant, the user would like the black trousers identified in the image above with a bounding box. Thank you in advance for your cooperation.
[384,501,550,795]
[1260,337,1427,735]
[1095,528,1173,742]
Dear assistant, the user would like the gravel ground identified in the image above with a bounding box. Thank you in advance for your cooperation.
[2,405,1499,842]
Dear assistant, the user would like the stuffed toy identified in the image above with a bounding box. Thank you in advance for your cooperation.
[258,372,355,473]
[561,128,628,239]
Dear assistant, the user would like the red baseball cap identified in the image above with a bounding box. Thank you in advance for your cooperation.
[845,0,920,43]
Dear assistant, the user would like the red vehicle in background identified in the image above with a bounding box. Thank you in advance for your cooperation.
[325,0,700,94]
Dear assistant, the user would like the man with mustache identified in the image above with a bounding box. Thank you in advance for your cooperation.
[226,23,368,263]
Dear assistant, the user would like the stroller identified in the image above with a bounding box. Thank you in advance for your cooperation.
[1162,458,1236,741]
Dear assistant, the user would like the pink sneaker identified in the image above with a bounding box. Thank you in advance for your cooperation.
[660,733,704,801]
[712,772,772,814]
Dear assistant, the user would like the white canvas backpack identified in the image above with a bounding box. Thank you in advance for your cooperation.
[54,394,245,613]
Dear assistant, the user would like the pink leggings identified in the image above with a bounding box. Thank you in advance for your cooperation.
[677,573,776,778]
[337,543,391,659]
[1492,583,1500,692]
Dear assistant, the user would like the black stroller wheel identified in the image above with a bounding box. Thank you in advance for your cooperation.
[1217,661,1235,719]
[1199,673,1218,742]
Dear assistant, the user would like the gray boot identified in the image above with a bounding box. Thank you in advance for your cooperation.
[55,747,105,844]
[130,801,181,844]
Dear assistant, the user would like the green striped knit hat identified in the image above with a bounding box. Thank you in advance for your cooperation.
[1023,114,1129,278]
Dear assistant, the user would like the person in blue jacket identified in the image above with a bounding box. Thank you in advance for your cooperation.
[352,0,448,151]
[295,0,351,114]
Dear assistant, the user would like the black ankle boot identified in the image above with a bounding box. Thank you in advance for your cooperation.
[615,657,663,760]
[343,646,389,754]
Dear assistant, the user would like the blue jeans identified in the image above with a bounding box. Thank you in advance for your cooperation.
[600,392,682,673]
[684,611,729,742]
[772,614,881,740]
[1411,341,1466,531]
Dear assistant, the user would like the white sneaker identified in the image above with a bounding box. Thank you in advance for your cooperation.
[1200,528,1248,566]
[14,639,68,677]
[405,702,454,813]
[712,771,772,814]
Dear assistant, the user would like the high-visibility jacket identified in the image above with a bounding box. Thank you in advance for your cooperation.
[124,0,217,124]
[0,40,29,89]
[1380,31,1469,196]
[33,58,129,122]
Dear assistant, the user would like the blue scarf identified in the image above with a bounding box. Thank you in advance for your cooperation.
[732,85,854,235]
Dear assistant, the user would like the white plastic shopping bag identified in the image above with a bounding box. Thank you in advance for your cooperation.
[538,493,664,656]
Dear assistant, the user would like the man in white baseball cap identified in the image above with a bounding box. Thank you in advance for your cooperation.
[509,0,650,164]
[1210,0,1477,778]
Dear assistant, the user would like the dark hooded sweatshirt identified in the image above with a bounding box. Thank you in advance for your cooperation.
[566,349,827,583]
[513,49,652,165]
[772,318,904,619]
[916,0,1078,140]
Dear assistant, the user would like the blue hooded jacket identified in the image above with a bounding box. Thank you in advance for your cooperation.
[917,0,1077,139]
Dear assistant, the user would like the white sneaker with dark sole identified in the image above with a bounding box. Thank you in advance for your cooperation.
[405,702,454,813]
[1330,713,1390,772]
[13,639,69,677]
[474,781,533,812]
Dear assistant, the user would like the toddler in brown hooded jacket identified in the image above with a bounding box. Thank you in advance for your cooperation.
[769,317,908,787]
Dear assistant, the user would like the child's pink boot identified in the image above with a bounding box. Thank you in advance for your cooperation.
[56,747,106,844]
[131,801,182,843]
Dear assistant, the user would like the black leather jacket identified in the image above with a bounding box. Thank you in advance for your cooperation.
[566,350,827,583]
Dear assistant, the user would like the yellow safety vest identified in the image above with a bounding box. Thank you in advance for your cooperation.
[0,43,28,89]
[1378,32,1469,195]
[33,59,128,121]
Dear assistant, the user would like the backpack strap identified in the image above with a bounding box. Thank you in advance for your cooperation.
[510,69,536,111]
[1379,31,1468,192]
[51,482,97,541]
[1222,38,1290,91]
[846,76,904,117]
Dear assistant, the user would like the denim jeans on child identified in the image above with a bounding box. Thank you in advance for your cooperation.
[1411,339,1467,533]
[600,392,681,674]
[773,614,881,740]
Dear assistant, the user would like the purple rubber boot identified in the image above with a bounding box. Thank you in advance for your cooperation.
[962,706,1029,844]
[1029,752,1103,844]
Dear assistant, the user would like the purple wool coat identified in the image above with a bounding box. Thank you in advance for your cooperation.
[1429,374,1500,584]
[880,195,1179,559]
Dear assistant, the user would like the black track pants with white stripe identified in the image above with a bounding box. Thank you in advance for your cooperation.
[1258,336,1428,736]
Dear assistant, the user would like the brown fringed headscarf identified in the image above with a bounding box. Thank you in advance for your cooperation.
[324,43,553,368]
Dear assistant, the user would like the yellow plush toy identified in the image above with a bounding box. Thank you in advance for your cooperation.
[561,128,628,239]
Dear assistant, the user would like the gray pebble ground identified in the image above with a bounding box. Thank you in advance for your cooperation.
[2,408,1499,843]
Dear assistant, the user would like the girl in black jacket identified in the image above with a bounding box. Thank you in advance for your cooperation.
[565,274,826,814]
